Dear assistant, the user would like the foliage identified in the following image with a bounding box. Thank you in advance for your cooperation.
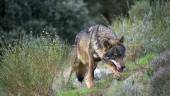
[113,0,170,54]
[84,0,133,24]
[0,0,135,44]
[0,0,89,43]
[105,71,150,96]
[53,0,89,43]
[0,35,70,96]
[126,53,156,71]
[150,50,170,96]
[129,0,151,20]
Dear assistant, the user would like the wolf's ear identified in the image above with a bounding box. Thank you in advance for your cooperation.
[119,36,124,43]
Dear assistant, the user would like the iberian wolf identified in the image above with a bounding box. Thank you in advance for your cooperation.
[66,24,126,88]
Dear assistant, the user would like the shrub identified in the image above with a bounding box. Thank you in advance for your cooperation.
[0,35,70,96]
[105,71,150,96]
[53,0,89,43]
[129,0,151,20]
[113,0,170,56]
[150,50,170,96]
[0,0,90,43]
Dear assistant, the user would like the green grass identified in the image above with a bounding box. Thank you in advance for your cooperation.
[57,76,113,96]
[126,53,156,71]
[138,53,156,65]
[58,88,97,96]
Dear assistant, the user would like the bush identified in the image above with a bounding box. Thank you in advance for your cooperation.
[113,0,170,56]
[53,0,89,43]
[129,0,151,20]
[0,0,90,43]
[0,35,70,96]
[106,71,150,96]
[150,50,170,96]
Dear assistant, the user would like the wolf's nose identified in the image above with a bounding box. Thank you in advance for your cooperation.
[121,66,126,71]
[122,66,125,69]
[118,66,126,72]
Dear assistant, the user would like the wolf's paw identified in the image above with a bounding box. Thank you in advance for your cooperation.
[85,76,94,88]
[85,80,94,88]
[113,71,121,78]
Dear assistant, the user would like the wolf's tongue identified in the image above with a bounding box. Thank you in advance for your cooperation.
[110,60,121,70]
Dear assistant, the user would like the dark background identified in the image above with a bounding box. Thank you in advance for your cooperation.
[0,0,134,44]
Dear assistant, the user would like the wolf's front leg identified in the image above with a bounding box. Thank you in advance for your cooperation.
[85,54,95,88]
[85,66,94,88]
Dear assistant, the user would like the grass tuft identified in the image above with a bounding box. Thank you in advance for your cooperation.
[0,36,70,96]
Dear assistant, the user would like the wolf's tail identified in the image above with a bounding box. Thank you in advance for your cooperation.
[76,63,86,82]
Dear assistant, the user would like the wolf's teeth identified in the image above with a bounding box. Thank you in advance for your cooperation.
[110,60,121,69]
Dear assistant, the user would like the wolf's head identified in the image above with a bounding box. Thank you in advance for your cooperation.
[103,36,126,72]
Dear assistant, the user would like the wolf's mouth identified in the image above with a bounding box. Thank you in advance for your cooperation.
[110,60,123,72]
[102,57,124,72]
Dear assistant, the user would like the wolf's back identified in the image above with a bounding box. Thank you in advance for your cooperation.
[74,24,117,46]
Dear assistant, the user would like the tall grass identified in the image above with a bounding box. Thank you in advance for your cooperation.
[112,0,170,55]
[0,35,70,96]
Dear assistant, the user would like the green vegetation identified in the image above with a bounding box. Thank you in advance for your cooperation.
[0,0,89,43]
[150,51,170,96]
[59,88,97,96]
[0,0,132,44]
[113,0,170,53]
[0,0,170,96]
[0,36,70,95]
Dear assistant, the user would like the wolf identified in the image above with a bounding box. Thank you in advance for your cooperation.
[65,24,126,88]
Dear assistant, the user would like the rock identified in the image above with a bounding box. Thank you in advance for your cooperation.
[94,68,112,80]
[71,68,113,88]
